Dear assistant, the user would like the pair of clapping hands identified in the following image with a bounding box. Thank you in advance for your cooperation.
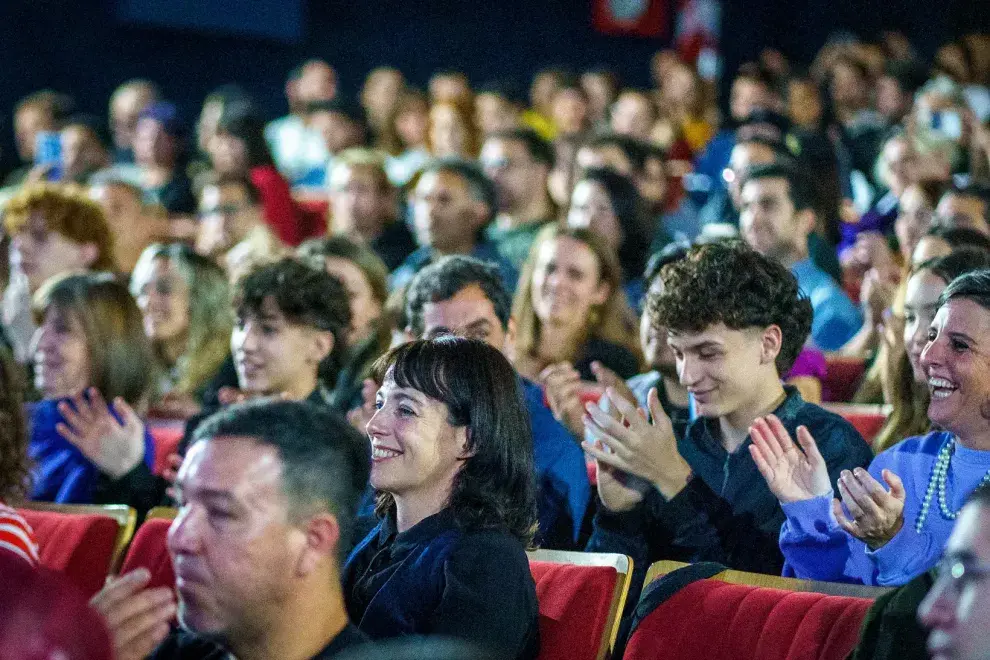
[749,417,905,549]
[541,362,692,513]
[545,364,906,550]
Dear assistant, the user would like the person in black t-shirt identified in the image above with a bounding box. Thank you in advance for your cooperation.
[90,400,371,660]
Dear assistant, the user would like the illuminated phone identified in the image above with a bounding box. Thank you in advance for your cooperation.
[34,131,62,181]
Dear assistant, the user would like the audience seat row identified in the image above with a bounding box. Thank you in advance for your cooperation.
[19,504,890,659]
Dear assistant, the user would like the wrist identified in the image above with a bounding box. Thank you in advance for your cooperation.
[653,459,693,499]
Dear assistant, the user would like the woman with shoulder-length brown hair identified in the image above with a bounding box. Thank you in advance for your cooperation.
[28,272,160,510]
[511,224,640,383]
[0,346,39,565]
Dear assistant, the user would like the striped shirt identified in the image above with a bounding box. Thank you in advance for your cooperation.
[0,503,39,566]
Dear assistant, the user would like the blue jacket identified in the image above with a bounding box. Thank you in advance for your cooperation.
[521,378,591,546]
[28,399,155,504]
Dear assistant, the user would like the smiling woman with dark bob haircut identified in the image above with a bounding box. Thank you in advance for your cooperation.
[343,336,540,659]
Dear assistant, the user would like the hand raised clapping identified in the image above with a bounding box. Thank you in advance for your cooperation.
[57,388,146,479]
[750,415,905,549]
[583,387,692,503]
[749,415,832,503]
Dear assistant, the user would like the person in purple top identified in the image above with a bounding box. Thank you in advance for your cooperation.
[751,268,990,586]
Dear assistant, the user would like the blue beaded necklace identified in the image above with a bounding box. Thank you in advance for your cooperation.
[916,436,990,533]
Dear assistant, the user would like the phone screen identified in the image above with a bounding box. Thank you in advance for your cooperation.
[34,131,63,181]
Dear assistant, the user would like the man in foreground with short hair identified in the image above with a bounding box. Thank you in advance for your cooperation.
[919,486,990,660]
[90,399,371,660]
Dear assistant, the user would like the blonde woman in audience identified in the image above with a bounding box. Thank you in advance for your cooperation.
[511,224,640,382]
[130,243,233,418]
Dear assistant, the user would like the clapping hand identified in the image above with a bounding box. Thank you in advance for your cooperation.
[750,416,905,549]
[583,387,692,503]
[90,569,176,660]
[749,415,832,503]
[833,468,905,550]
[539,362,587,437]
[57,388,145,479]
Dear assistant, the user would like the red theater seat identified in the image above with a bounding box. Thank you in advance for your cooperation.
[625,561,881,660]
[824,403,891,446]
[119,517,175,591]
[19,508,124,598]
[149,425,184,476]
[528,550,632,660]
[822,357,866,403]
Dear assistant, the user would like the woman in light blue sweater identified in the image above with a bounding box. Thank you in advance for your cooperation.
[751,268,990,586]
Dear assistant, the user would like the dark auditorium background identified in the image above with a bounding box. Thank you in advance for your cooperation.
[0,0,987,176]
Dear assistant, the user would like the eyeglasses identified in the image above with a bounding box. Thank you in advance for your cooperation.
[933,556,990,596]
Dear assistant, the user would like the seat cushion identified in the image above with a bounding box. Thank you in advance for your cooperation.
[624,579,872,660]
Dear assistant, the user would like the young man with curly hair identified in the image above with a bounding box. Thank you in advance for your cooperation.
[584,241,873,579]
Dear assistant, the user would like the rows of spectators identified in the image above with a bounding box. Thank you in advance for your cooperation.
[1,29,990,660]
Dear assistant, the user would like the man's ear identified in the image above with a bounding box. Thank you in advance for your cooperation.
[795,207,817,238]
[760,324,783,366]
[79,243,99,269]
[295,513,340,577]
[309,330,335,365]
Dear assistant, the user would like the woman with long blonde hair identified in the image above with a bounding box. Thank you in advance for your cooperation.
[130,243,232,417]
[511,224,640,383]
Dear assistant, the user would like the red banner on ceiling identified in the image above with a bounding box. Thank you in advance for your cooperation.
[593,0,669,38]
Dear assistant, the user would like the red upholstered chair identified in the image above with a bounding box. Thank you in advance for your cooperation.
[824,403,891,447]
[528,550,633,660]
[18,504,136,598]
[119,511,176,591]
[822,357,866,403]
[625,561,886,660]
[149,424,184,477]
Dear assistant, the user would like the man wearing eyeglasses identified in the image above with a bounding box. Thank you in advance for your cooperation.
[919,486,990,660]
[195,176,282,280]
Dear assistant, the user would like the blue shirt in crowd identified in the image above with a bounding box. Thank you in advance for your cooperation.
[790,258,863,351]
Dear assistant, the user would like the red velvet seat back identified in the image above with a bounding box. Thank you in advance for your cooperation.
[624,579,872,660]
[19,509,119,599]
[119,518,175,591]
[150,425,183,476]
[530,560,620,660]
[822,357,866,403]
